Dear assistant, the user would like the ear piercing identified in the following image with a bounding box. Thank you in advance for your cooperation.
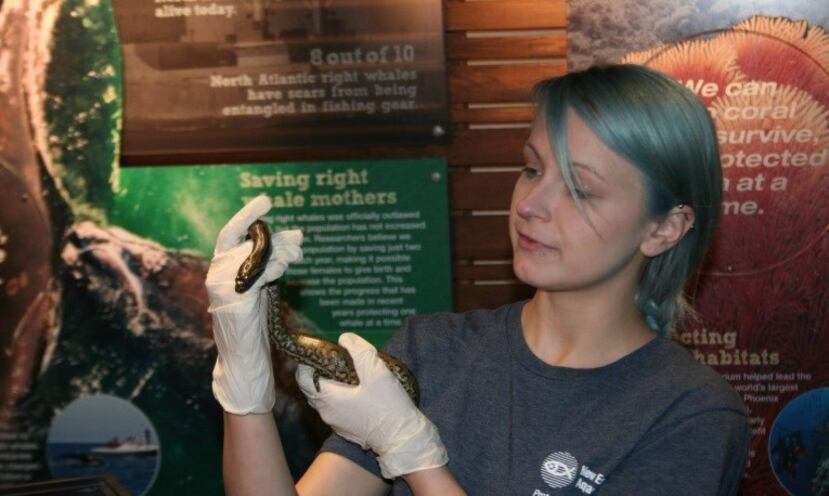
[676,204,694,230]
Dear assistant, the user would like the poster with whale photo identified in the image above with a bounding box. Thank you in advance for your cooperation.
[0,1,452,493]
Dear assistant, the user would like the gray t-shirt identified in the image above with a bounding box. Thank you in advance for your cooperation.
[321,301,750,495]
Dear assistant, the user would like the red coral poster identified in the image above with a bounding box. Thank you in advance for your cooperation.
[568,2,828,494]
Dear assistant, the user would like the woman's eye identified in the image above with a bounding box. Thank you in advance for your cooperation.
[572,187,592,200]
[521,166,540,178]
[567,186,593,200]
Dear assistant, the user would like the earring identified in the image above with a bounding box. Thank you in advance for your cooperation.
[676,204,694,230]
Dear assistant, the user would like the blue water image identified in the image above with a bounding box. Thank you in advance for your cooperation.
[48,442,158,495]
[768,388,829,496]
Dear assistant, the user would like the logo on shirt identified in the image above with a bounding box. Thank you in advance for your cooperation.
[537,452,607,494]
[540,452,578,488]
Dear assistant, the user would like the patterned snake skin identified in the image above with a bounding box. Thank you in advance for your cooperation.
[235,220,420,405]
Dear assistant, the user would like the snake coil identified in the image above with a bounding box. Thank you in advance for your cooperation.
[235,220,420,405]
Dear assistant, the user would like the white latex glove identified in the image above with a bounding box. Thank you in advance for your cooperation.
[207,195,303,415]
[296,333,448,479]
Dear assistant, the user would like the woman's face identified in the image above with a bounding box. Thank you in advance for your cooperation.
[510,110,657,294]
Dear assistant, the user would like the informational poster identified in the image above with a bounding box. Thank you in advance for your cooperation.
[112,0,449,157]
[0,158,451,495]
[0,0,453,494]
[568,2,828,494]
[109,160,452,344]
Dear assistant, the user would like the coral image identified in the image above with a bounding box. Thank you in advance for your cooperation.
[616,13,828,493]
[622,16,829,276]
[568,0,829,71]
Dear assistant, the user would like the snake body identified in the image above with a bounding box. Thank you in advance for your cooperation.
[235,220,420,405]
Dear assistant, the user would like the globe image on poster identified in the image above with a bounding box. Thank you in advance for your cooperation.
[47,394,161,495]
[768,387,829,496]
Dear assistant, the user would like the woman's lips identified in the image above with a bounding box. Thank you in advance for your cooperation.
[517,232,554,251]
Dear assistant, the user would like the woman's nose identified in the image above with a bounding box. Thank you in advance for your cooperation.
[515,181,552,221]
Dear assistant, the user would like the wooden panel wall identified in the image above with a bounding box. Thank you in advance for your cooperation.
[446,0,567,311]
[123,0,569,313]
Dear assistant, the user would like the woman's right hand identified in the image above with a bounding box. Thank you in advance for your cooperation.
[296,333,448,480]
[206,195,303,415]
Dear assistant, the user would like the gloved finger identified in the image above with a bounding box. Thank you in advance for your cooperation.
[295,363,355,401]
[205,245,257,301]
[215,195,271,255]
[248,230,303,287]
[271,231,304,265]
[273,229,304,253]
[260,260,289,287]
[338,332,376,353]
[208,239,253,273]
[272,246,302,266]
[294,363,352,404]
[338,333,378,366]
[295,363,319,398]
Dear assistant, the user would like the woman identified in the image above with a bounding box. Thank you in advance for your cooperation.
[207,64,750,495]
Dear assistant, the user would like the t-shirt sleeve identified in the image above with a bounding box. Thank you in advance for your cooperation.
[599,406,750,495]
[317,315,429,480]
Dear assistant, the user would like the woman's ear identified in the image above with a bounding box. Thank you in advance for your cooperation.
[640,205,695,257]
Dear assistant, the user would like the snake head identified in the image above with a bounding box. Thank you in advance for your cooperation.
[234,220,271,293]
[234,267,257,293]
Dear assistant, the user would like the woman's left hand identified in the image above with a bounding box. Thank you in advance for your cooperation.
[296,333,448,479]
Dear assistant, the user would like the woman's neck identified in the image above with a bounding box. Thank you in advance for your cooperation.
[521,288,656,369]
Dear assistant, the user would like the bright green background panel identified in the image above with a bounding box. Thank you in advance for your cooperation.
[111,159,453,345]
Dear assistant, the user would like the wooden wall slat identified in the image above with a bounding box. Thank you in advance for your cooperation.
[451,170,517,210]
[446,33,567,60]
[449,128,526,166]
[446,0,567,32]
[451,106,533,124]
[437,1,566,310]
[452,215,511,259]
[449,62,566,103]
[454,284,534,311]
[124,144,449,166]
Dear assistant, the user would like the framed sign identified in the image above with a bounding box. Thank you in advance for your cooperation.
[109,158,452,344]
[112,0,449,158]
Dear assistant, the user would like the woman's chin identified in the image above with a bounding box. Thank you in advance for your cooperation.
[512,259,543,287]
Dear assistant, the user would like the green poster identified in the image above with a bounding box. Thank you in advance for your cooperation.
[110,159,452,345]
[0,0,452,490]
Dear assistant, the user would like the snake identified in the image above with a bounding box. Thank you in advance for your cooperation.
[234,220,420,405]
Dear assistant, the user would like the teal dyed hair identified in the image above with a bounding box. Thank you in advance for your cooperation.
[534,64,722,336]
